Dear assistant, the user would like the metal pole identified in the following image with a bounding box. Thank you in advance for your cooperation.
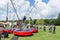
[6,3,8,22]
[27,2,39,25]
[10,0,20,20]
[10,0,22,28]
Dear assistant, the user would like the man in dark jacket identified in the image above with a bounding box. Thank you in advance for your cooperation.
[53,25,56,34]
[3,30,8,38]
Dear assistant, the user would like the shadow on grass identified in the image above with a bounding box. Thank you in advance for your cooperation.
[33,32,38,33]
[4,37,10,38]
[14,34,33,37]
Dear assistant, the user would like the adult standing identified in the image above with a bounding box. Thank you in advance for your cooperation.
[53,25,56,34]
[43,25,46,32]
[49,25,52,32]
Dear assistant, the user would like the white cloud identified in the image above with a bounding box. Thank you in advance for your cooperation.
[34,0,60,19]
[0,0,30,20]
[48,0,60,13]
[0,0,60,20]
[0,0,8,8]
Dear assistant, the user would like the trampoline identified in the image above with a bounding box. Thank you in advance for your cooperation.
[0,30,3,34]
[5,29,12,33]
[32,29,38,33]
[13,29,32,36]
[32,25,38,33]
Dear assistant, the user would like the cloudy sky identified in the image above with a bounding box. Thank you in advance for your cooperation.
[0,0,60,20]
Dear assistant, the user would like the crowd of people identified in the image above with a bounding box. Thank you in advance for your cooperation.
[40,25,56,34]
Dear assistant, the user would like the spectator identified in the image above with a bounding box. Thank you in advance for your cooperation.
[43,25,46,32]
[49,25,52,32]
[53,25,56,34]
[3,30,8,38]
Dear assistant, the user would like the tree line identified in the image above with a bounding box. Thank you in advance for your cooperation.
[0,13,60,25]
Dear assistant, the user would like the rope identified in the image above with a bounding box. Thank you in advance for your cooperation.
[10,0,20,20]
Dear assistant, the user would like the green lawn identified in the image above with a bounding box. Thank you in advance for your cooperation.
[1,26,60,40]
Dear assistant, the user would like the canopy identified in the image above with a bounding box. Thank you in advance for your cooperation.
[5,22,12,26]
[0,22,4,24]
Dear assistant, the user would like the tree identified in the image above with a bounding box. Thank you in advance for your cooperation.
[36,18,44,25]
[33,19,37,24]
[57,13,60,20]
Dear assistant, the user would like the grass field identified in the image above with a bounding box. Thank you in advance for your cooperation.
[1,26,60,40]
